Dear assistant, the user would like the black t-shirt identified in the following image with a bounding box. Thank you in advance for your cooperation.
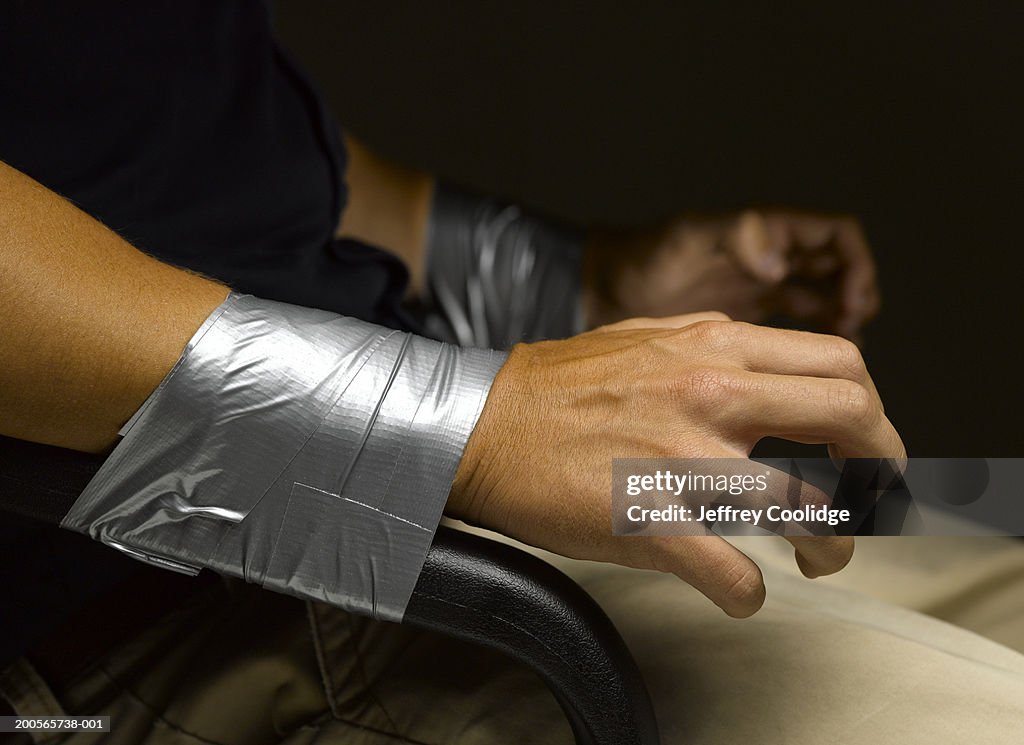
[0,1,412,663]
[0,0,412,323]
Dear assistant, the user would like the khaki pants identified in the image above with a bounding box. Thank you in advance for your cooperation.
[4,531,1024,745]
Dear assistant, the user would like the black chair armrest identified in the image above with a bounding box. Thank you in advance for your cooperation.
[2,436,660,744]
[407,526,660,745]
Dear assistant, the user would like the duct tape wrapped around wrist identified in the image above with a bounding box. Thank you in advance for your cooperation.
[423,185,585,349]
[61,293,507,621]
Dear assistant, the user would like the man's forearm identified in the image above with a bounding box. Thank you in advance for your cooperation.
[0,161,504,621]
[335,133,434,298]
[0,160,229,453]
[335,136,586,347]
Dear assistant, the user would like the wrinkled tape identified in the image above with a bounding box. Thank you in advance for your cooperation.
[62,293,506,621]
[424,185,584,349]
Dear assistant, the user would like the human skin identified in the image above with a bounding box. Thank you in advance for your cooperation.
[583,210,881,340]
[339,139,896,616]
[1,156,901,618]
[449,313,902,618]
[0,160,230,453]
[338,135,881,338]
[336,133,434,298]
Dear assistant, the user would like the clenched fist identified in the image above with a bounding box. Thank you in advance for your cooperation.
[584,211,880,341]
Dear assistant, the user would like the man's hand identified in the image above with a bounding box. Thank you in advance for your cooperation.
[584,210,880,341]
[449,312,904,618]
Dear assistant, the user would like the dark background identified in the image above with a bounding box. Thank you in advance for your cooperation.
[274,2,1023,456]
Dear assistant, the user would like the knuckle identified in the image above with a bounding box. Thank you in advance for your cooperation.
[684,319,735,352]
[827,380,876,424]
[675,367,737,412]
[828,336,867,379]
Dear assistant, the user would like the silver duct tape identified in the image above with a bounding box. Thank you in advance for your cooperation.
[424,186,585,349]
[62,293,507,621]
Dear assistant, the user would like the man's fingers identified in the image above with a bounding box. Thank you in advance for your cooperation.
[640,458,853,586]
[692,369,903,458]
[608,311,731,332]
[664,456,834,519]
[760,212,880,338]
[724,211,788,283]
[653,534,766,618]
[831,219,880,336]
[678,321,882,408]
[748,372,901,458]
[788,536,855,578]
[777,213,880,335]
[833,219,878,308]
[794,250,842,277]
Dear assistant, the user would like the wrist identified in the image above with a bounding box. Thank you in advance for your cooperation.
[449,345,529,530]
[65,293,507,620]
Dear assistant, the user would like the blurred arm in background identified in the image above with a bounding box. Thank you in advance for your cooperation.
[338,134,880,341]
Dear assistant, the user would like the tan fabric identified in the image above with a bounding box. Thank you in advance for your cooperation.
[539,535,1024,745]
[795,536,1024,654]
[3,534,1023,745]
